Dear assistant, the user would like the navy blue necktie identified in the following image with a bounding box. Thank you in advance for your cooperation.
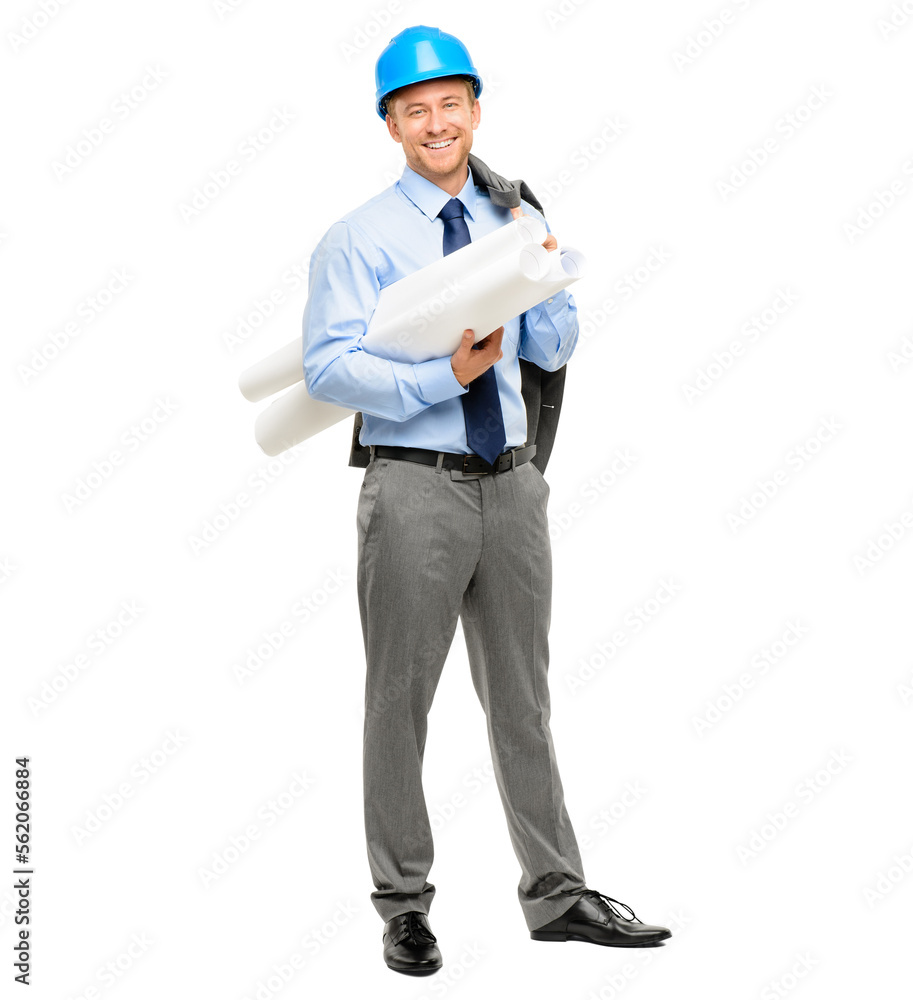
[438,197,506,467]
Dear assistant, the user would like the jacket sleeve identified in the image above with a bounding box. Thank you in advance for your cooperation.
[302,220,468,421]
[516,202,580,372]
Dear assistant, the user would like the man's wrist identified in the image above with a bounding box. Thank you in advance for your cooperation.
[450,362,468,388]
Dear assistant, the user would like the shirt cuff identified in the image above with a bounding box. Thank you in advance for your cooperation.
[414,355,468,404]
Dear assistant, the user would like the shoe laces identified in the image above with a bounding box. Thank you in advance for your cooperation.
[563,887,641,923]
[393,911,437,946]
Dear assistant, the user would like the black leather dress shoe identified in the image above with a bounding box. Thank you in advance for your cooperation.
[530,888,671,947]
[382,911,442,975]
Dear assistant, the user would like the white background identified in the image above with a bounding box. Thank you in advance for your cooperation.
[4,0,913,997]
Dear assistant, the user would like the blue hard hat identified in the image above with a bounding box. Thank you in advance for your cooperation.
[374,25,482,121]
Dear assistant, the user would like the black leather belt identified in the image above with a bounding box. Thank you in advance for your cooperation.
[371,444,536,475]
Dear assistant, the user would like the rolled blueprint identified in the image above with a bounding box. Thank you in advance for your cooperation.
[238,215,548,402]
[361,214,548,361]
[238,340,305,403]
[370,243,589,365]
[254,382,358,457]
[251,241,586,456]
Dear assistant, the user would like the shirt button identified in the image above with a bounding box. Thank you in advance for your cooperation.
[547,297,554,303]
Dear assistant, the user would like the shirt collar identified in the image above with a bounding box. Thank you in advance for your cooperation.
[398,161,478,224]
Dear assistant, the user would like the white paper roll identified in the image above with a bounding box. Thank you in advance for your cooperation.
[554,247,584,280]
[250,241,586,456]
[239,215,548,402]
[367,244,549,364]
[254,382,357,456]
[238,340,303,402]
[374,243,584,364]
[367,214,548,336]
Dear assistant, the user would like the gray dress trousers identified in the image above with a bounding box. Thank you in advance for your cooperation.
[356,449,587,932]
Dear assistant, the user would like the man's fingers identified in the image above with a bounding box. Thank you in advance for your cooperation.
[459,326,503,375]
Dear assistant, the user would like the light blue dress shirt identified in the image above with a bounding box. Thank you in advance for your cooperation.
[302,161,579,454]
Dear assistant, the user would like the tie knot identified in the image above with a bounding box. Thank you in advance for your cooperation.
[438,197,464,222]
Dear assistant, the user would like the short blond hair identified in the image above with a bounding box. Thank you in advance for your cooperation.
[384,76,476,121]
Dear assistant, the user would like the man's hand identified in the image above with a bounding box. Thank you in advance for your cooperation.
[451,327,504,387]
[510,206,558,250]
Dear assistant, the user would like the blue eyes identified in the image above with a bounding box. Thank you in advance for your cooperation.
[411,104,457,115]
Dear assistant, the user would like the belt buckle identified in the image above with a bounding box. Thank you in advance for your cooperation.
[461,452,498,476]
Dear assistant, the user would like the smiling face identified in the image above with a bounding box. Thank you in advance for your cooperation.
[385,76,480,194]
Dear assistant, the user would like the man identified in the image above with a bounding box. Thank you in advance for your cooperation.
[302,24,671,976]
